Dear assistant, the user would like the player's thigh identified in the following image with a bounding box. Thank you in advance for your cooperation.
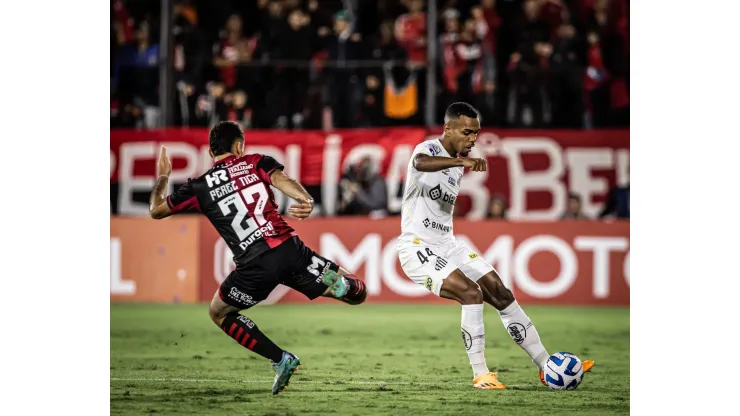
[447,241,495,285]
[280,237,341,300]
[439,269,484,304]
[398,244,467,299]
[218,267,279,311]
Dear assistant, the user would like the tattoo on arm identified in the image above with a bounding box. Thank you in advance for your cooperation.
[150,175,169,212]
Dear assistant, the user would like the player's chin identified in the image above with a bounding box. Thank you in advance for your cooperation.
[460,151,470,157]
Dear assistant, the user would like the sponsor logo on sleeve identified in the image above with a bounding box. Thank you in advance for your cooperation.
[428,144,441,156]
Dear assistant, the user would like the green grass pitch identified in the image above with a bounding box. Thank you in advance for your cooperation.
[111,303,629,415]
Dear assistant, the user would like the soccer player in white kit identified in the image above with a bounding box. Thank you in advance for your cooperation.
[397,103,594,389]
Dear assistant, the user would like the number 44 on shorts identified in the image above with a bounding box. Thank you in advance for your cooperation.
[416,248,448,272]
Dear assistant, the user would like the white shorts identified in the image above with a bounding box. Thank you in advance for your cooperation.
[397,237,494,296]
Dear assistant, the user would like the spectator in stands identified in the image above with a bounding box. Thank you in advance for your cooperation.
[115,21,160,128]
[488,194,508,220]
[584,31,611,128]
[337,157,388,217]
[213,14,255,90]
[439,8,461,110]
[455,18,485,105]
[358,74,384,127]
[599,172,630,219]
[561,192,589,220]
[325,10,362,128]
[173,0,204,87]
[261,0,288,55]
[270,8,313,129]
[472,2,500,85]
[109,0,629,131]
[394,0,426,67]
[392,0,426,125]
[506,0,551,128]
[173,1,205,127]
[549,23,585,128]
[308,0,335,51]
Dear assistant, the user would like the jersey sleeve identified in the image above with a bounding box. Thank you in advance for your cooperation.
[166,180,201,214]
[256,155,285,185]
[411,141,443,170]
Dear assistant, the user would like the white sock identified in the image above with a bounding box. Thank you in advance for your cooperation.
[497,301,550,371]
[461,304,489,377]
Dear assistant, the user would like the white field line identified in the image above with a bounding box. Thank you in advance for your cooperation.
[110,377,528,387]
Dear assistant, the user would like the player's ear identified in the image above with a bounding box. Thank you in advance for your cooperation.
[208,149,215,159]
[233,140,245,157]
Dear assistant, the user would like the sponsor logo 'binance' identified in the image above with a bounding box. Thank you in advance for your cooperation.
[423,218,451,233]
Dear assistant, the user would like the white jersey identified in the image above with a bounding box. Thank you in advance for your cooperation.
[399,138,463,247]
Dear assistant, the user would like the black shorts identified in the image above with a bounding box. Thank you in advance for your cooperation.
[218,236,339,309]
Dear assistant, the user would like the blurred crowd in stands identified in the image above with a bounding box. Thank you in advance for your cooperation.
[337,156,629,219]
[111,0,629,130]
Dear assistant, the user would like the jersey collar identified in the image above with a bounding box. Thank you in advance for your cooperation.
[214,155,237,166]
[436,138,453,157]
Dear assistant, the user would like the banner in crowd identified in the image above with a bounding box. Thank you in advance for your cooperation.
[111,217,629,306]
[110,129,629,220]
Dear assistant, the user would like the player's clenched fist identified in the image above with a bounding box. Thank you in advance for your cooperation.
[461,157,487,172]
[288,197,314,220]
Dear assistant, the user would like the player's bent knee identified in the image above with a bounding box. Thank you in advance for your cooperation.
[460,285,483,305]
[492,281,515,305]
[480,276,515,309]
[208,306,224,325]
[208,292,237,326]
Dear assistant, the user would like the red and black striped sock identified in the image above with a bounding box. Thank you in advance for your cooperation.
[341,275,368,305]
[219,313,283,363]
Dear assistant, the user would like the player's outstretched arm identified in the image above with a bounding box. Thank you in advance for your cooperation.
[270,169,314,220]
[149,146,174,220]
[413,154,487,172]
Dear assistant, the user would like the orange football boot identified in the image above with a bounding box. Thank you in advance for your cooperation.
[473,372,507,390]
[539,360,595,386]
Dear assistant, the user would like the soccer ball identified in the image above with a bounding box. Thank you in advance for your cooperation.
[543,352,584,390]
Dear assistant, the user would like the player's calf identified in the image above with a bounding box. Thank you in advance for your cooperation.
[478,271,550,371]
[208,291,285,363]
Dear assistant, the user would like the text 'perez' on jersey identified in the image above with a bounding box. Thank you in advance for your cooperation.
[167,154,296,266]
[400,138,463,246]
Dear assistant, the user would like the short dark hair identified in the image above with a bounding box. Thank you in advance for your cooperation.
[209,121,244,156]
[568,192,582,202]
[444,102,480,124]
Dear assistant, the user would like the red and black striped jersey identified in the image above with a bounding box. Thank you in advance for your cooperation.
[167,154,296,266]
